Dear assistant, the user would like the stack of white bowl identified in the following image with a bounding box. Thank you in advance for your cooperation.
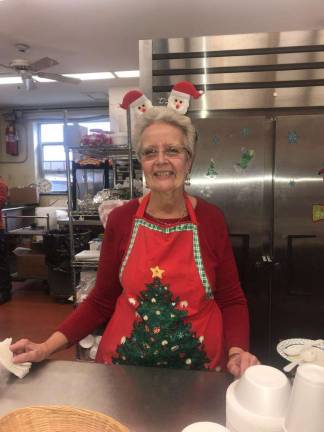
[226,365,291,432]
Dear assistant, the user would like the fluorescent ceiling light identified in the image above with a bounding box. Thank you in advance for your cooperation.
[115,70,140,78]
[0,77,22,85]
[33,76,55,83]
[64,72,114,80]
[0,71,115,85]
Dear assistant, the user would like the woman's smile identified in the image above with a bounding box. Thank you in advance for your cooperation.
[153,170,174,177]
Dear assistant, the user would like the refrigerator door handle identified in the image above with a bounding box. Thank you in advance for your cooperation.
[287,234,316,295]
[265,255,273,264]
[256,254,273,267]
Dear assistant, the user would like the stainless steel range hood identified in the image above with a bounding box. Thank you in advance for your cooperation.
[140,29,324,110]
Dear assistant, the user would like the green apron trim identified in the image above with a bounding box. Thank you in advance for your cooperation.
[119,219,213,299]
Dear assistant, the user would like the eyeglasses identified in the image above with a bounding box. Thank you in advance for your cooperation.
[140,146,190,161]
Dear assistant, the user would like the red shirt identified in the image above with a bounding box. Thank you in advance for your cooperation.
[58,197,249,354]
[0,178,8,230]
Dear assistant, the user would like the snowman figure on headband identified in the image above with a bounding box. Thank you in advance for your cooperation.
[167,81,203,114]
[120,90,152,117]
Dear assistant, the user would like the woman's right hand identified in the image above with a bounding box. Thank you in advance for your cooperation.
[10,339,50,364]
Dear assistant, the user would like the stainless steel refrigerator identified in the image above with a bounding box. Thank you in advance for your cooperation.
[140,29,324,363]
[188,114,324,363]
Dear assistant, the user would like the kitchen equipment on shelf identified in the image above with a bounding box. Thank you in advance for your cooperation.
[77,195,100,212]
[111,132,127,146]
[226,364,291,432]
[80,132,112,147]
[72,160,111,211]
[75,271,97,304]
[88,238,102,251]
[283,363,324,432]
[93,189,111,204]
[74,250,100,261]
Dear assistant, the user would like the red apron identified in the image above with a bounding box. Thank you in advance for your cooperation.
[96,193,224,370]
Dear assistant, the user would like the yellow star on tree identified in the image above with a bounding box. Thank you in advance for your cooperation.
[150,265,165,279]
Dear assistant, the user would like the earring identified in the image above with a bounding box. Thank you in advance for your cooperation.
[185,173,191,187]
[144,176,151,189]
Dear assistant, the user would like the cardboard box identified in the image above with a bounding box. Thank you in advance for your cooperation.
[9,186,39,205]
[15,252,48,279]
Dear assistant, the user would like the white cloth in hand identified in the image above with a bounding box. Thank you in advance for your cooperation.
[0,338,31,379]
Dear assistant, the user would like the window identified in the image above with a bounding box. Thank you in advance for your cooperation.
[38,120,110,193]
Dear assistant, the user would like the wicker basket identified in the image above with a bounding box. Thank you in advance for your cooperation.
[0,405,129,432]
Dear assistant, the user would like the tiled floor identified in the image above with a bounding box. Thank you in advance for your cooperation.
[0,280,75,361]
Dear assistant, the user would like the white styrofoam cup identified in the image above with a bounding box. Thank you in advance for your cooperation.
[79,334,95,349]
[235,365,290,417]
[226,365,291,432]
[284,363,324,432]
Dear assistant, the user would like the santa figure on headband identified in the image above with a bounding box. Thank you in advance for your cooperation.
[167,81,203,114]
[120,90,152,117]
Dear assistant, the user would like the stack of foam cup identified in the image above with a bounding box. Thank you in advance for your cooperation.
[226,365,291,432]
[79,335,102,360]
[283,363,324,432]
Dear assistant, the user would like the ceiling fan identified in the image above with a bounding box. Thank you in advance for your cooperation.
[0,57,81,90]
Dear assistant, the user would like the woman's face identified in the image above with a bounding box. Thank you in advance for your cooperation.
[140,122,191,194]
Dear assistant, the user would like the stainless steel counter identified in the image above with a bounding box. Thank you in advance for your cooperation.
[0,360,232,431]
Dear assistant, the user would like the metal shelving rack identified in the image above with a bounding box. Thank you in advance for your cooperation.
[63,115,136,359]
[65,144,135,300]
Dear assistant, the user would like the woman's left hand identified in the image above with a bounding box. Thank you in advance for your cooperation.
[227,349,260,378]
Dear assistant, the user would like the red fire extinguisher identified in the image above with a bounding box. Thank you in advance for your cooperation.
[5,122,19,156]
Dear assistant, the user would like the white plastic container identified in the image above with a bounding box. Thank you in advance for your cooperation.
[95,335,102,345]
[88,239,102,251]
[89,345,98,360]
[35,206,65,230]
[226,365,291,432]
[79,334,95,349]
[111,132,127,145]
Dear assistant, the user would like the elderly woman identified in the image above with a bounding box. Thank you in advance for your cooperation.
[11,107,258,377]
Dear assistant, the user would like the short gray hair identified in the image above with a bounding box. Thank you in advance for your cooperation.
[132,106,197,160]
